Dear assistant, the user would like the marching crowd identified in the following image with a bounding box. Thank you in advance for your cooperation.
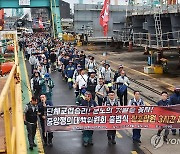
[20,32,180,150]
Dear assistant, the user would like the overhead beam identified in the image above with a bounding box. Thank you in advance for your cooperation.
[0,0,59,8]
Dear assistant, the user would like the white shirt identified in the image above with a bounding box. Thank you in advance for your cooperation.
[116,76,130,86]
[76,74,88,89]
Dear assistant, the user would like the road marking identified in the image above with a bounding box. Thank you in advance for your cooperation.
[116,131,123,138]
[131,151,138,154]
[128,91,150,106]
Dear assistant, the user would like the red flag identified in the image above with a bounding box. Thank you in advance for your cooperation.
[38,17,44,29]
[99,0,110,36]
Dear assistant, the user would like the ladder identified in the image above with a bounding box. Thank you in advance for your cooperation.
[154,9,163,49]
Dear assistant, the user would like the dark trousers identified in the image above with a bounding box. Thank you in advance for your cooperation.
[40,120,53,144]
[118,90,127,106]
[107,130,116,140]
[172,129,180,134]
[26,122,37,147]
[132,129,141,141]
[31,65,35,74]
[97,96,104,106]
[157,127,169,138]
[90,91,95,100]
[27,54,30,60]
[82,130,93,143]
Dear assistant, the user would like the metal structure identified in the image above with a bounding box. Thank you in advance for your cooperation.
[0,31,26,154]
[130,2,180,50]
[12,8,24,17]
[74,4,131,40]
[0,0,62,38]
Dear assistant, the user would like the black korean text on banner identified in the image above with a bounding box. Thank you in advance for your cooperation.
[45,105,180,131]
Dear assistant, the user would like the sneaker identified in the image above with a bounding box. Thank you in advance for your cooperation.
[48,141,53,147]
[89,142,94,146]
[108,139,112,145]
[33,143,37,147]
[163,136,168,142]
[29,146,33,150]
[83,142,88,147]
[133,139,141,144]
[112,139,116,144]
[89,141,94,145]
[137,140,141,143]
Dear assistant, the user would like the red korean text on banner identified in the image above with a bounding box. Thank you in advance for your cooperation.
[38,17,44,29]
[99,0,110,36]
[45,105,180,132]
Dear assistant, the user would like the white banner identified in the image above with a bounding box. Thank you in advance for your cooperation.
[19,0,30,6]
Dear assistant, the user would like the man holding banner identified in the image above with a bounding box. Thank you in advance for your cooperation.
[128,91,144,144]
[104,91,120,145]
[80,91,97,147]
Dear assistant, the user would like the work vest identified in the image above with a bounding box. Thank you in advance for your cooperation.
[25,102,38,123]
[129,98,144,106]
[105,98,119,106]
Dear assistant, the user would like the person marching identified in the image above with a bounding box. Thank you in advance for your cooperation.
[95,77,109,106]
[101,63,113,91]
[74,68,88,95]
[38,94,54,146]
[103,91,120,145]
[116,70,130,106]
[80,91,97,147]
[156,91,170,142]
[31,71,43,99]
[73,65,82,97]
[128,91,144,144]
[169,86,180,135]
[87,71,98,100]
[65,60,76,89]
[86,56,97,76]
[24,96,38,150]
[41,73,55,101]
[113,64,124,89]
[114,65,124,82]
[75,88,86,106]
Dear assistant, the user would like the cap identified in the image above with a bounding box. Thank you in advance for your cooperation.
[81,88,86,95]
[119,64,123,68]
[77,67,83,71]
[90,71,96,74]
[85,91,92,96]
[44,73,50,78]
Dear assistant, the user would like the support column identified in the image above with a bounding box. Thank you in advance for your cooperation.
[53,6,62,39]
[50,0,62,39]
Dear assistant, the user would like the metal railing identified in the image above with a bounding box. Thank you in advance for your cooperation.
[133,31,180,49]
[0,33,27,154]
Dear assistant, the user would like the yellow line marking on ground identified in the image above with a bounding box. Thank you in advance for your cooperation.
[116,131,123,138]
[131,151,138,154]
[21,52,45,154]
[128,91,150,106]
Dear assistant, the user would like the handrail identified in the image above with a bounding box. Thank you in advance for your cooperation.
[0,32,27,154]
[133,30,180,49]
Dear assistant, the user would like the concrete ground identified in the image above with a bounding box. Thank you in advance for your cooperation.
[78,45,180,154]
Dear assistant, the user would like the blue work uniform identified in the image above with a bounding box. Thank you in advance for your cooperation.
[128,98,144,142]
[81,99,97,145]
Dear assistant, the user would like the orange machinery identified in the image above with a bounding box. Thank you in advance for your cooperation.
[0,9,4,30]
